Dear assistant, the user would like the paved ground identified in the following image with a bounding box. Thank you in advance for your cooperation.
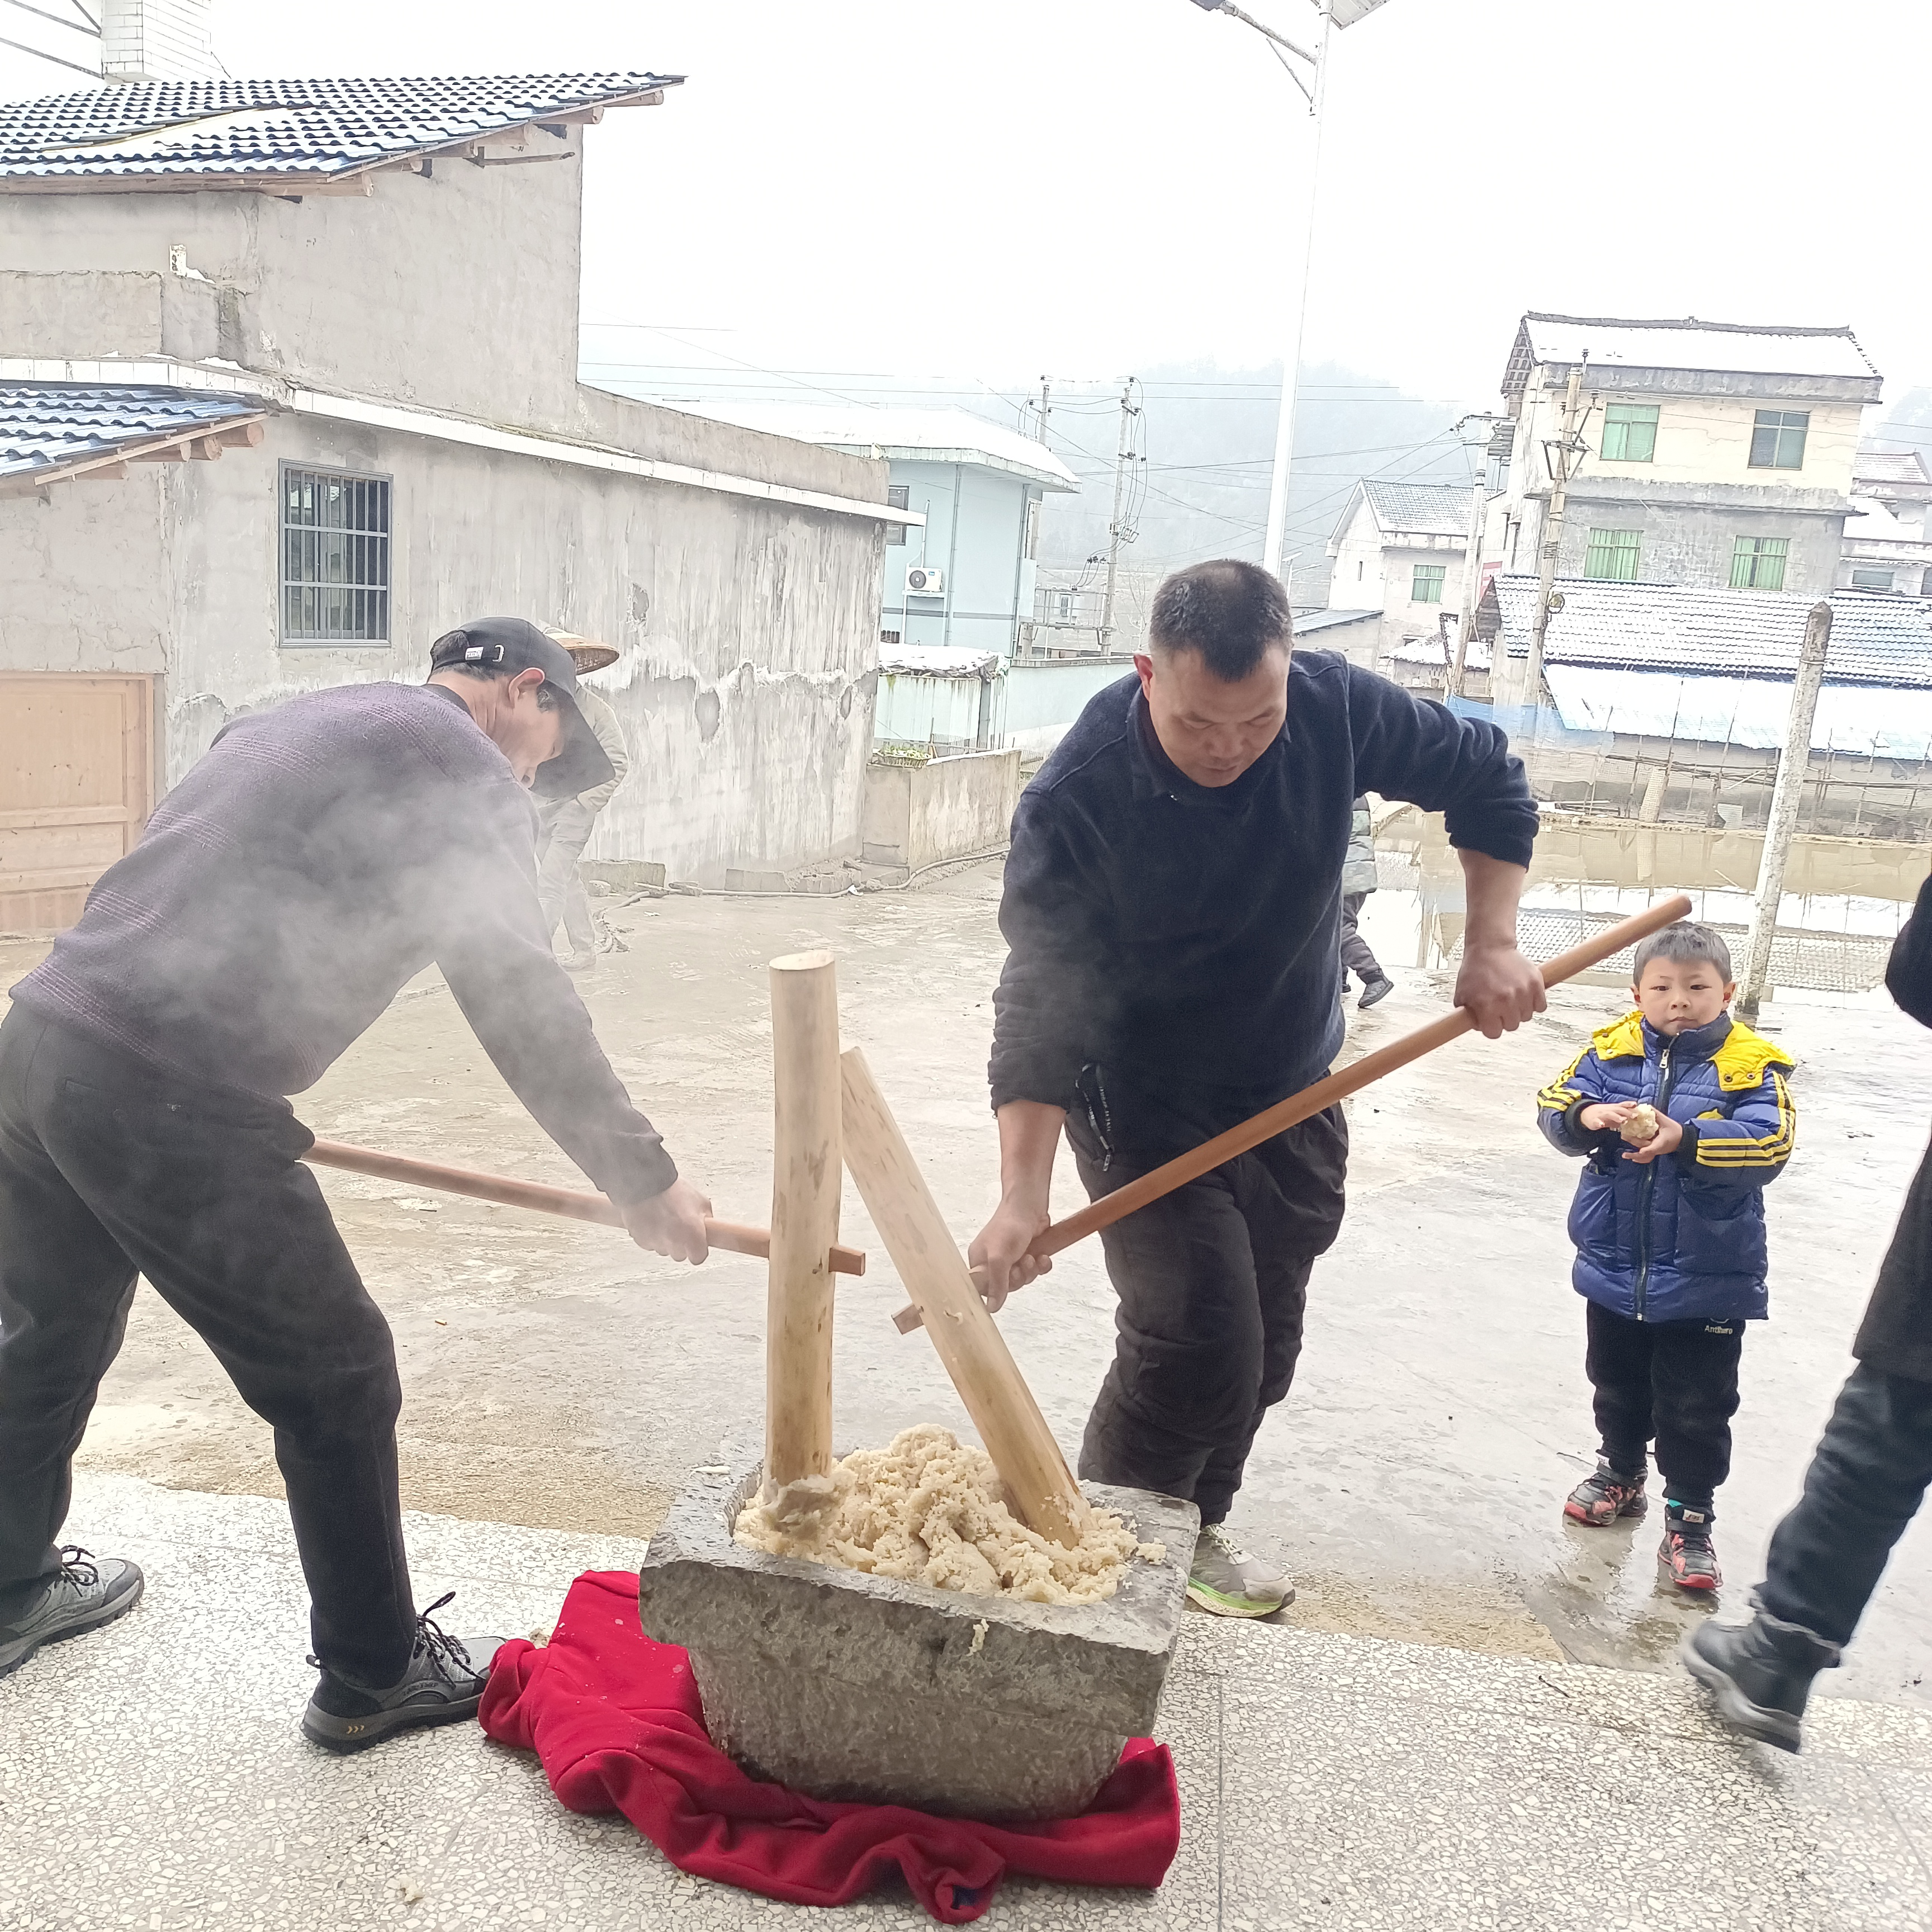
[3,1472,1930,1932]
[3,864,1930,1704]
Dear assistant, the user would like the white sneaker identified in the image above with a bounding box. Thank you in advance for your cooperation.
[1186,1524,1292,1617]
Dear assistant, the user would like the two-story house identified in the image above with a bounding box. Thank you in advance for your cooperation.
[0,71,906,927]
[1323,480,1475,663]
[1839,444,1932,595]
[1484,314,1881,599]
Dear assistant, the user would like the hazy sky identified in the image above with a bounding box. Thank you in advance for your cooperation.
[5,1,1927,414]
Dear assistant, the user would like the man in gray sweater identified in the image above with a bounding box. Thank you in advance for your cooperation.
[0,619,711,1751]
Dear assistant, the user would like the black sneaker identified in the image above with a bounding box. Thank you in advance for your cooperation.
[1564,1459,1648,1526]
[0,1547,144,1678]
[1659,1502,1721,1591]
[300,1593,505,1754]
[1357,975,1395,1010]
[1681,1609,1841,1753]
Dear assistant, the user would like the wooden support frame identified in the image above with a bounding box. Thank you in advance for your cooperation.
[763,952,844,1505]
[0,416,267,499]
[840,1046,1088,1549]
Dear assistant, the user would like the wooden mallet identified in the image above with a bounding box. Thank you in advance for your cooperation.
[891,893,1694,1335]
[300,1138,867,1277]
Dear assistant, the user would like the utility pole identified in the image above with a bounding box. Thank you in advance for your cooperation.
[1736,600,1833,1024]
[1034,377,1052,446]
[1101,377,1141,657]
[1521,361,1586,711]
[1446,414,1502,699]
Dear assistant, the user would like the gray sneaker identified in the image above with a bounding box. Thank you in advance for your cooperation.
[301,1593,505,1754]
[0,1546,145,1678]
[1187,1524,1294,1618]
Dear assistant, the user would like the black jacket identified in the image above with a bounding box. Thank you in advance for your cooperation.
[1854,872,1932,1381]
[988,654,1538,1139]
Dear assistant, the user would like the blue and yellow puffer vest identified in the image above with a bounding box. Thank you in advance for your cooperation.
[1537,1010,1796,1323]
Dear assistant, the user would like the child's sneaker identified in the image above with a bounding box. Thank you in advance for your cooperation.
[1659,1503,1721,1590]
[1564,1459,1647,1526]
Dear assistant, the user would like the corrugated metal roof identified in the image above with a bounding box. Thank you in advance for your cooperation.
[1545,665,1932,759]
[1362,480,1470,538]
[1488,574,1932,689]
[1503,314,1879,399]
[878,643,1000,679]
[1293,607,1380,636]
[0,74,679,184]
[0,381,263,480]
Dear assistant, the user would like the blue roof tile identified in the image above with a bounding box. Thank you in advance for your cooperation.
[0,383,264,480]
[0,73,679,184]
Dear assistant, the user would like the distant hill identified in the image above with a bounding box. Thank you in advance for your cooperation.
[1027,357,1483,607]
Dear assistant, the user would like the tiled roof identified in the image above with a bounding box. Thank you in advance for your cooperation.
[0,382,264,482]
[1854,446,1932,490]
[0,74,679,186]
[1503,314,1880,398]
[1361,481,1470,538]
[1486,573,1932,689]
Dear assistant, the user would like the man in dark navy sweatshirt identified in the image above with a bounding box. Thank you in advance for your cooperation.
[970,560,1542,1617]
[0,618,712,1750]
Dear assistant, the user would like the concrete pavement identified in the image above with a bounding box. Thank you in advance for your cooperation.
[3,1471,1929,1931]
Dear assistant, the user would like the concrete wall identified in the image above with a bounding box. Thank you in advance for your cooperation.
[1001,660,1131,757]
[861,750,1020,873]
[0,149,589,431]
[881,458,1037,657]
[0,409,887,884]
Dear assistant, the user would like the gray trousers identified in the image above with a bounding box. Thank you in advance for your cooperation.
[535,798,598,954]
[1340,891,1383,985]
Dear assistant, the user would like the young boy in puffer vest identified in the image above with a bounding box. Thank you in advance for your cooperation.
[1537,921,1796,1590]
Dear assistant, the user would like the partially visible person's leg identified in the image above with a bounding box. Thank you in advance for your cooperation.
[1567,1301,1655,1524]
[1339,892,1390,1003]
[0,1009,147,1673]
[1192,1105,1348,1527]
[1649,1317,1741,1588]
[1072,1143,1264,1516]
[1757,1362,1932,1645]
[17,1017,419,1689]
[561,864,597,959]
[1684,1362,1932,1748]
[535,798,595,945]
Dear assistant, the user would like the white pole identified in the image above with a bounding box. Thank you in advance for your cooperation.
[1260,1,1332,589]
[1736,600,1832,1024]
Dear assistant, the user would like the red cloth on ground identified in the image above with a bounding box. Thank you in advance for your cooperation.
[478,1570,1181,1925]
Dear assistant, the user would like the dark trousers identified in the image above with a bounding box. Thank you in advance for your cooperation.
[1584,1299,1741,1510]
[1068,1069,1348,1526]
[1758,1362,1932,1646]
[1339,892,1383,986]
[0,1006,416,1685]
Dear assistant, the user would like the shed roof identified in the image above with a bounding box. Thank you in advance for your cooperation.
[877,642,1001,679]
[1362,480,1470,538]
[1502,314,1879,400]
[1485,574,1932,689]
[1854,445,1932,495]
[0,73,679,190]
[678,402,1078,492]
[0,381,265,489]
[1545,665,1932,760]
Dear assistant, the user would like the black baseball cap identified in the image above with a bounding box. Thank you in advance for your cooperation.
[428,616,616,798]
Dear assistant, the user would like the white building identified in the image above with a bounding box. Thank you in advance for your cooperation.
[1324,480,1474,661]
[1838,445,1932,595]
[0,71,906,926]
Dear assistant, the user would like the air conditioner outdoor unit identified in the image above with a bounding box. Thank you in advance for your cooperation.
[905,566,945,597]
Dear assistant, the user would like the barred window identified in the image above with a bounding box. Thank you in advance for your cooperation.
[281,466,391,644]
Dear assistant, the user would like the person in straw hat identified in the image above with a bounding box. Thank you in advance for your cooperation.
[536,629,631,972]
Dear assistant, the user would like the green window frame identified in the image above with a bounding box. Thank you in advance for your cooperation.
[1730,536,1789,591]
[1410,563,1446,604]
[1749,410,1808,470]
[1583,529,1641,581]
[1600,402,1659,463]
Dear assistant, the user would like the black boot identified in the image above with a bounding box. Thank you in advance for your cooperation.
[1680,1609,1841,1753]
[301,1592,505,1754]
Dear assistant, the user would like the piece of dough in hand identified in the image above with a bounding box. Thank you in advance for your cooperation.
[1620,1102,1661,1144]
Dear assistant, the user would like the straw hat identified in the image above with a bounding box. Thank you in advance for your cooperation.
[538,623,619,676]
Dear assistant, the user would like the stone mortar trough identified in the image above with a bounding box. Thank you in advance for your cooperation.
[637,1463,1199,1822]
